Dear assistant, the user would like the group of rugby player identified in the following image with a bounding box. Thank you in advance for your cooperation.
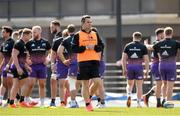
[0,15,105,111]
[0,15,179,111]
[121,27,180,108]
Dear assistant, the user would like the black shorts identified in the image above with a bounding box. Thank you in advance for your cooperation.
[77,60,100,80]
[10,64,29,80]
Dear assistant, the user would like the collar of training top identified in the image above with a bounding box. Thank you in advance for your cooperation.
[81,29,92,34]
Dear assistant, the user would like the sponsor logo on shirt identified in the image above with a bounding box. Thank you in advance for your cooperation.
[31,43,35,47]
[162,50,169,56]
[129,47,141,51]
[130,53,138,58]
[161,44,171,49]
[42,43,46,47]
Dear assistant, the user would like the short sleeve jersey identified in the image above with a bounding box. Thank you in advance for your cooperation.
[0,38,15,64]
[13,39,28,64]
[61,35,76,59]
[52,37,68,59]
[153,38,180,61]
[124,41,148,64]
[26,38,51,64]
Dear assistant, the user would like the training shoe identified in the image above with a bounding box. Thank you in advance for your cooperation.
[68,101,79,108]
[96,102,101,107]
[127,96,131,108]
[86,103,93,111]
[19,101,32,108]
[97,103,106,108]
[50,102,56,107]
[137,101,142,108]
[157,103,162,108]
[15,99,19,104]
[143,95,149,107]
[162,99,166,107]
[29,101,38,106]
[2,103,8,108]
[137,104,142,108]
[9,104,17,108]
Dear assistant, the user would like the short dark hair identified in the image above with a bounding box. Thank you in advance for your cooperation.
[18,29,23,35]
[62,29,69,38]
[51,20,61,27]
[2,26,13,36]
[133,31,142,39]
[155,28,164,36]
[22,28,32,35]
[164,27,173,36]
[67,24,75,33]
[81,15,91,23]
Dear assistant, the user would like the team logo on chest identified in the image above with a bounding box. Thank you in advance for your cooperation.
[3,44,8,52]
[42,43,46,47]
[5,44,9,47]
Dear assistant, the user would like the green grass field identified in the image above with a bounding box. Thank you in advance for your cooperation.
[0,107,180,116]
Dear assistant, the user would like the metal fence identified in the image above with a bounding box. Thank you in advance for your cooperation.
[1,0,180,20]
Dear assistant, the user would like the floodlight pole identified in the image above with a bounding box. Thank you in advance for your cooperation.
[116,0,122,60]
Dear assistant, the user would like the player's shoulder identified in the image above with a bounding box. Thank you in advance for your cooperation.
[74,31,80,37]
[53,37,63,42]
[15,39,21,44]
[139,42,146,47]
[8,38,15,43]
[14,39,24,47]
[26,38,34,43]
[41,38,49,42]
[125,41,134,47]
[63,36,70,41]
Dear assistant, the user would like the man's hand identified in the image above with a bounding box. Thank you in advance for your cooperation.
[51,63,57,73]
[86,45,95,50]
[122,69,127,77]
[144,39,149,45]
[5,64,10,72]
[26,65,32,73]
[116,60,122,67]
[44,58,50,66]
[144,71,149,79]
[0,64,3,73]
[17,67,23,75]
[26,59,32,65]
[63,59,71,66]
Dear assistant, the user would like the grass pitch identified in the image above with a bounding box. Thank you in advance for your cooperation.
[0,107,180,116]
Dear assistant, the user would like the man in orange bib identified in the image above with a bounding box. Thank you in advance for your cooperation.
[72,15,104,111]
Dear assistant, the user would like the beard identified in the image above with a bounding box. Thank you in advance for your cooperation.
[33,35,39,40]
[52,29,57,35]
